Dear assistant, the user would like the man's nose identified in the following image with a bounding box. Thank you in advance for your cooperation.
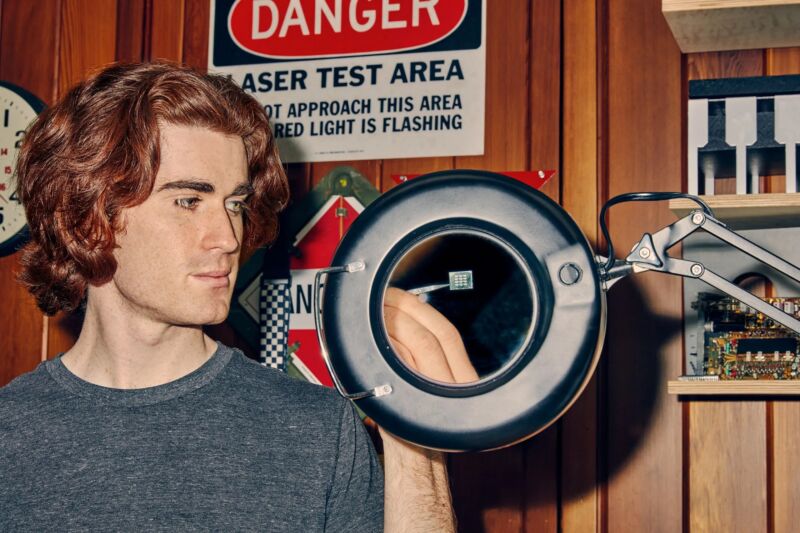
[201,205,241,253]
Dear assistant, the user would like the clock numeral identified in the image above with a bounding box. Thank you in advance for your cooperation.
[0,206,4,225]
[14,130,23,149]
[2,109,8,128]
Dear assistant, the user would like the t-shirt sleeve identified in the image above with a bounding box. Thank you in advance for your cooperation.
[324,399,384,532]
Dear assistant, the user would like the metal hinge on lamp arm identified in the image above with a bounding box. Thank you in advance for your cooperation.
[600,208,800,334]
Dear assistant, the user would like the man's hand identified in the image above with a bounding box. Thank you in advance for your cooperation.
[383,287,479,383]
[379,287,478,533]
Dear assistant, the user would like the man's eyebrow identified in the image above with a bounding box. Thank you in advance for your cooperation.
[230,183,254,196]
[157,180,215,193]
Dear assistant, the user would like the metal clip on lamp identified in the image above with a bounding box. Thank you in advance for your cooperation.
[312,171,800,451]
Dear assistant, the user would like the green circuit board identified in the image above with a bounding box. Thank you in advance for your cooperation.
[694,294,800,380]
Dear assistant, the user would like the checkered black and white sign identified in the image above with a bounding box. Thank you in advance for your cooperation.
[259,278,291,371]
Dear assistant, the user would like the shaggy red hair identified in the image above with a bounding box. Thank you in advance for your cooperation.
[16,62,289,315]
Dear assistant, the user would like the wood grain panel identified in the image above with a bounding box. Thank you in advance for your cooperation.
[115,0,145,62]
[522,1,562,532]
[455,0,528,173]
[561,0,600,530]
[605,0,683,532]
[767,47,800,75]
[562,0,599,240]
[689,400,767,533]
[686,50,764,81]
[1,0,60,103]
[449,1,530,531]
[58,0,117,93]
[182,0,210,71]
[528,0,561,201]
[149,0,184,62]
[48,0,118,358]
[772,398,800,533]
[0,0,60,383]
[764,48,800,533]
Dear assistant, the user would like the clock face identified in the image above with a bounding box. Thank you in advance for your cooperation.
[0,82,43,256]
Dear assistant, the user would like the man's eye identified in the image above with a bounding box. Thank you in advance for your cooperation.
[176,197,200,209]
[226,199,247,215]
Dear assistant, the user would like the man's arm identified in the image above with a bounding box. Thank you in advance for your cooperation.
[382,430,455,533]
[381,288,479,532]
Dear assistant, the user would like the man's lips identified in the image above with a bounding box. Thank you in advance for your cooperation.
[192,271,231,288]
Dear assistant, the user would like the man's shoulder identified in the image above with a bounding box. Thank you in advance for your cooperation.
[0,362,57,429]
[0,362,53,403]
[222,349,349,420]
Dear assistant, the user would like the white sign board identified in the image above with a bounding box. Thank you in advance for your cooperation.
[208,0,486,163]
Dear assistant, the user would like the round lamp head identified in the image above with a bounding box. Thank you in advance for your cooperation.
[319,171,605,451]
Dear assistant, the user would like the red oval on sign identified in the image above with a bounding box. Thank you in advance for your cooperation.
[228,0,469,60]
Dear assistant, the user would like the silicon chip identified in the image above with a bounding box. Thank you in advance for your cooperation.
[737,338,797,355]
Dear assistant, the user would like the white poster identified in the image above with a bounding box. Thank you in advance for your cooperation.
[208,0,485,163]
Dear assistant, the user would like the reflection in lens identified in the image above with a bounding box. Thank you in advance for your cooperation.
[383,231,535,384]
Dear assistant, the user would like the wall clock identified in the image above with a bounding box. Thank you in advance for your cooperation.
[0,81,44,256]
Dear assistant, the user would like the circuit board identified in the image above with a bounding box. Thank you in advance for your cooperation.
[693,293,800,380]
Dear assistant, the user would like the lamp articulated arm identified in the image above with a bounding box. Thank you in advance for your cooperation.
[599,210,800,335]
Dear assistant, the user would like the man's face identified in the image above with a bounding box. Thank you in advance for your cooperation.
[106,124,251,326]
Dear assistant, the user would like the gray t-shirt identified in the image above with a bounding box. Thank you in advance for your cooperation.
[0,343,383,531]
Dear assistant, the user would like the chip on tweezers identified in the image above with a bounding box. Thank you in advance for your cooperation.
[449,270,473,291]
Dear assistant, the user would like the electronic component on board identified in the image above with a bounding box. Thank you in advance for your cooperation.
[691,292,800,380]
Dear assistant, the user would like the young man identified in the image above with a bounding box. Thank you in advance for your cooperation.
[0,62,456,531]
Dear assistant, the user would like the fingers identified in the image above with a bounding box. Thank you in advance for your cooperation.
[384,304,456,383]
[387,333,416,368]
[384,287,479,383]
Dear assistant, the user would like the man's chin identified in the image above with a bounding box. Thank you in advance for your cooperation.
[179,301,231,327]
[204,313,229,326]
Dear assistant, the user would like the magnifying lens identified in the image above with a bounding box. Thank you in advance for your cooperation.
[313,170,800,451]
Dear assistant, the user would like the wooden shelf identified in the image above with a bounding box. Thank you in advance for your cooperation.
[663,0,800,53]
[669,193,800,396]
[668,379,800,395]
[669,193,800,228]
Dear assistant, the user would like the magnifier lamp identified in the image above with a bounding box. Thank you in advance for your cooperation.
[312,170,800,451]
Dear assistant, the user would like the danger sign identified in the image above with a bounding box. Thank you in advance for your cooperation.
[209,0,486,163]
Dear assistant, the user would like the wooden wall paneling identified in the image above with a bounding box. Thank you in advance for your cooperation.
[1,0,60,103]
[182,0,210,71]
[766,47,800,75]
[149,0,184,62]
[562,0,600,239]
[116,0,146,62]
[521,1,562,532]
[455,0,528,173]
[688,400,767,533]
[448,1,531,531]
[560,0,601,531]
[605,0,683,532]
[686,50,765,81]
[47,0,119,358]
[772,397,800,533]
[528,0,561,201]
[0,0,60,384]
[58,0,118,93]
[764,46,800,533]
[685,50,769,533]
